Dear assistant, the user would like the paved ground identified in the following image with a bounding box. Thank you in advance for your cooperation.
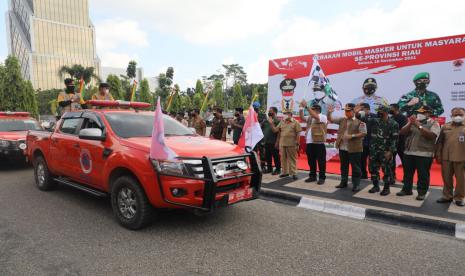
[262,171,465,224]
[1,165,465,275]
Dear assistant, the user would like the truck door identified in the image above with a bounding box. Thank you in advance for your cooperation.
[50,117,83,177]
[75,113,109,189]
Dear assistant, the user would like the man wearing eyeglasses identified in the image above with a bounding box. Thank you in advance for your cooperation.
[397,72,444,117]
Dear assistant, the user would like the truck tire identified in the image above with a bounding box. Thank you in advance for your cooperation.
[33,155,57,191]
[111,176,153,230]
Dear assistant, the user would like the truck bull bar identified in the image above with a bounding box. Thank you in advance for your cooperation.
[153,151,262,212]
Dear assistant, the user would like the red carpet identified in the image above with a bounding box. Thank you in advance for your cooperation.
[296,154,444,187]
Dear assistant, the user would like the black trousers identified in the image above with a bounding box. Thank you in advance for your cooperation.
[339,150,362,187]
[306,143,326,179]
[361,144,370,177]
[401,154,433,195]
[265,143,281,170]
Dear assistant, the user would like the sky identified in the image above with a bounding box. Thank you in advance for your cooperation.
[1,0,465,89]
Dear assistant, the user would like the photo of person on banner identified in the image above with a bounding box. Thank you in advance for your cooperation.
[280,78,296,113]
[306,58,342,115]
[351,78,389,112]
[397,72,444,117]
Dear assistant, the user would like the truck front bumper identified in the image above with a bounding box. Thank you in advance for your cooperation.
[153,152,262,212]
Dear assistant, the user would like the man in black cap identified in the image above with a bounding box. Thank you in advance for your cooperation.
[92,83,114,101]
[328,103,367,192]
[230,107,245,145]
[280,78,296,113]
[351,78,389,112]
[56,78,83,119]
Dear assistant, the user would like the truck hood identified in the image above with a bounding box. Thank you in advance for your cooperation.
[0,131,28,141]
[121,136,245,158]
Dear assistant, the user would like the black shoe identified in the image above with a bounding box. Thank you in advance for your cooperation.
[380,188,390,196]
[317,179,325,185]
[396,190,413,196]
[352,186,361,192]
[272,169,281,175]
[416,194,426,201]
[305,177,317,183]
[436,198,453,203]
[336,183,348,188]
[456,200,465,207]
[279,174,289,178]
[368,186,380,193]
[361,174,368,180]
[292,175,298,180]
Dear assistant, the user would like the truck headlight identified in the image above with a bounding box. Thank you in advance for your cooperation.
[236,160,248,170]
[214,162,227,177]
[19,143,27,150]
[151,159,202,178]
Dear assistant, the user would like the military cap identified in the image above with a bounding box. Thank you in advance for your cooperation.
[415,105,433,113]
[64,78,74,85]
[376,105,390,113]
[413,72,430,82]
[362,78,377,88]
[280,78,297,91]
[344,103,356,111]
[99,82,110,89]
[235,107,244,112]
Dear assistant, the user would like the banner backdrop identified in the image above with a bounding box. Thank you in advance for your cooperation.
[268,34,465,121]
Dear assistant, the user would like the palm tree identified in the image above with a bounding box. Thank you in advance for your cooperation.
[59,64,100,84]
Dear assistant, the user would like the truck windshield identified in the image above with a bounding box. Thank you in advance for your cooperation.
[0,119,41,131]
[105,113,194,138]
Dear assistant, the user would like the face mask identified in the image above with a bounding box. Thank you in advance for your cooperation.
[415,83,427,90]
[388,114,393,118]
[268,112,274,117]
[66,86,75,93]
[416,113,427,121]
[358,111,366,118]
[234,113,240,117]
[364,88,376,95]
[452,116,464,123]
[314,91,326,100]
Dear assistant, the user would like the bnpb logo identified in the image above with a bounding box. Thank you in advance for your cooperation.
[80,149,93,174]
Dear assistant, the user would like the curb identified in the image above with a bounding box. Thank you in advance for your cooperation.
[259,188,465,240]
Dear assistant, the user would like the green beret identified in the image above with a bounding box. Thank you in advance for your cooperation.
[413,72,430,82]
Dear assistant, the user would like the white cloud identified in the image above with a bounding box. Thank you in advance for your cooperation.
[271,0,465,57]
[95,19,148,52]
[91,0,289,45]
[222,57,235,65]
[99,52,139,68]
[245,56,269,84]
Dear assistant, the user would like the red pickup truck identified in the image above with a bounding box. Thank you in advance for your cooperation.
[27,103,261,229]
[0,111,41,163]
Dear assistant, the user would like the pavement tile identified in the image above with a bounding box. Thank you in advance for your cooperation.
[262,173,280,184]
[354,185,429,207]
[284,179,338,193]
[448,203,465,215]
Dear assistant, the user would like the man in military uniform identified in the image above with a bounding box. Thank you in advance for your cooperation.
[389,103,408,181]
[398,72,444,117]
[280,78,296,113]
[357,103,376,179]
[191,109,206,136]
[210,107,227,141]
[276,109,302,180]
[397,105,440,200]
[328,103,367,192]
[262,106,281,175]
[351,78,389,112]
[92,83,114,101]
[56,78,83,119]
[230,107,245,145]
[365,105,399,196]
[436,107,465,206]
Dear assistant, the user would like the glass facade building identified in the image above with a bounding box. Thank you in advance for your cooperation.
[6,0,100,90]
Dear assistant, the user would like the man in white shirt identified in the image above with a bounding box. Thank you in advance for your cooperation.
[300,100,328,184]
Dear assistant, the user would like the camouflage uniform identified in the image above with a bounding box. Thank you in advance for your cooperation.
[367,116,399,187]
[398,90,444,117]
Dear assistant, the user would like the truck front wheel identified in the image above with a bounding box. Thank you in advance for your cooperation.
[111,176,153,230]
[33,156,57,191]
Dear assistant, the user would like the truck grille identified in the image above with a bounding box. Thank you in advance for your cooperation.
[183,156,249,179]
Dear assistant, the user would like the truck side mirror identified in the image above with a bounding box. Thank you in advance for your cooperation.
[79,128,105,141]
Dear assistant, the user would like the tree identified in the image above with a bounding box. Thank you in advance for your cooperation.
[180,94,193,111]
[222,64,247,85]
[138,79,152,104]
[166,67,174,83]
[106,74,124,100]
[211,80,224,110]
[126,60,137,79]
[58,64,100,84]
[192,80,204,109]
[0,56,38,116]
[231,83,245,109]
